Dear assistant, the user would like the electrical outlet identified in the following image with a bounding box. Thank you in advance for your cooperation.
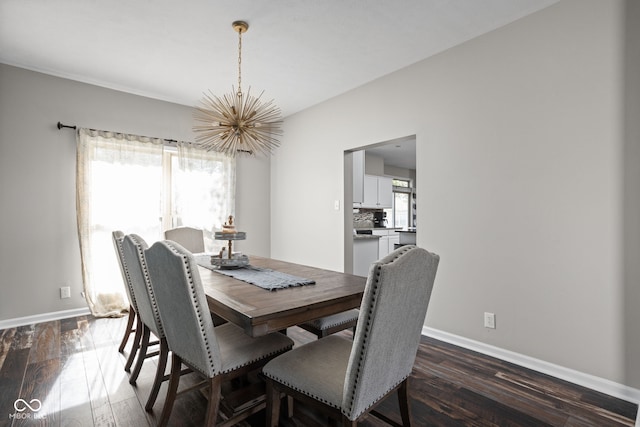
[60,286,71,299]
[484,312,496,329]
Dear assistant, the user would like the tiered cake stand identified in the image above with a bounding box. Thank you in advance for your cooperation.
[210,231,249,269]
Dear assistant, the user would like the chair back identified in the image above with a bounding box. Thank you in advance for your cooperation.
[121,234,164,338]
[164,227,205,253]
[112,230,138,312]
[342,245,439,420]
[144,240,220,378]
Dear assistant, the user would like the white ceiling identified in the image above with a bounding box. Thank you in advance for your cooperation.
[0,0,558,118]
[366,137,418,171]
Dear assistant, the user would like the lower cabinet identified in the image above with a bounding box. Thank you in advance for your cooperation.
[388,234,400,253]
[373,229,400,258]
[353,238,379,277]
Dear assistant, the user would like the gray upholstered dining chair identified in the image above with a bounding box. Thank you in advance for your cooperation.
[299,309,359,339]
[112,231,141,372]
[263,245,439,427]
[144,240,294,427]
[164,226,228,326]
[121,234,175,411]
[164,226,205,253]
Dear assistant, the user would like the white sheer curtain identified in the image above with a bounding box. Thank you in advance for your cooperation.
[172,142,236,253]
[77,129,165,316]
[76,129,236,317]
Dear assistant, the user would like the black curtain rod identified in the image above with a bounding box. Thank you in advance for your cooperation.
[57,122,77,130]
[56,121,180,144]
[56,121,252,154]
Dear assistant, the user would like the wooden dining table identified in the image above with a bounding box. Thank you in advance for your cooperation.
[198,255,367,337]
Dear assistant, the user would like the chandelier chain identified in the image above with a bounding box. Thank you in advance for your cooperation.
[237,27,242,95]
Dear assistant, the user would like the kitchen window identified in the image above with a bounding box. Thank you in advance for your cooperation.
[384,178,412,229]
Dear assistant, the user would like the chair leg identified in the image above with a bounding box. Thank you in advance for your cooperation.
[341,416,358,427]
[118,306,136,353]
[129,325,150,384]
[287,395,294,419]
[158,353,182,427]
[203,376,222,426]
[145,337,169,411]
[265,379,281,427]
[124,316,143,372]
[398,378,412,426]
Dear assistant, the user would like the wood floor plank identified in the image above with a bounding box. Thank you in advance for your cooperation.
[58,326,93,427]
[10,325,35,351]
[0,348,29,427]
[13,358,60,427]
[28,321,60,365]
[59,318,78,335]
[111,396,148,427]
[77,319,117,427]
[0,329,17,373]
[419,358,569,425]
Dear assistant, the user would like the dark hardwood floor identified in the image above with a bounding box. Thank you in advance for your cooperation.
[0,315,637,426]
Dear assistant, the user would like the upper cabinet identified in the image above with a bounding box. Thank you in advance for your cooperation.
[363,175,392,208]
[353,150,365,205]
[353,149,392,208]
[363,175,378,206]
[377,176,393,207]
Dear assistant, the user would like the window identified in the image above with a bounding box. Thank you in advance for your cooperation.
[392,178,410,188]
[76,129,235,316]
[384,178,412,229]
[167,145,235,250]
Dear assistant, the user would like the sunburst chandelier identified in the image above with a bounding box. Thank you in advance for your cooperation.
[193,21,283,157]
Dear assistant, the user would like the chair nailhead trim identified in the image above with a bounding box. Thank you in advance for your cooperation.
[343,246,415,419]
[263,372,342,410]
[132,235,165,337]
[117,238,139,312]
[166,241,217,375]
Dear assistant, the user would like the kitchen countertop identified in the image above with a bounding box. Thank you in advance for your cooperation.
[354,234,381,240]
[354,227,404,231]
[353,227,405,240]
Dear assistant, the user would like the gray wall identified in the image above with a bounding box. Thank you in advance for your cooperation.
[623,0,640,390]
[0,64,271,321]
[270,0,639,389]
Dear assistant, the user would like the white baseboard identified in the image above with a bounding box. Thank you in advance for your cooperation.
[0,307,92,330]
[423,326,640,409]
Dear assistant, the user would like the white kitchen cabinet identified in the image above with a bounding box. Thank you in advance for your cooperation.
[372,229,400,258]
[377,235,389,258]
[377,176,393,207]
[362,175,393,208]
[388,234,400,251]
[353,238,378,277]
[352,150,365,205]
[363,175,378,207]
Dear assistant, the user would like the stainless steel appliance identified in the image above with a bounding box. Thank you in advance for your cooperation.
[373,211,387,228]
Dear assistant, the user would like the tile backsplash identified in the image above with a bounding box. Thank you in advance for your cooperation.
[354,212,374,229]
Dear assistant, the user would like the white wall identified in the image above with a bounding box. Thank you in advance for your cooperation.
[0,64,271,321]
[271,0,638,389]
